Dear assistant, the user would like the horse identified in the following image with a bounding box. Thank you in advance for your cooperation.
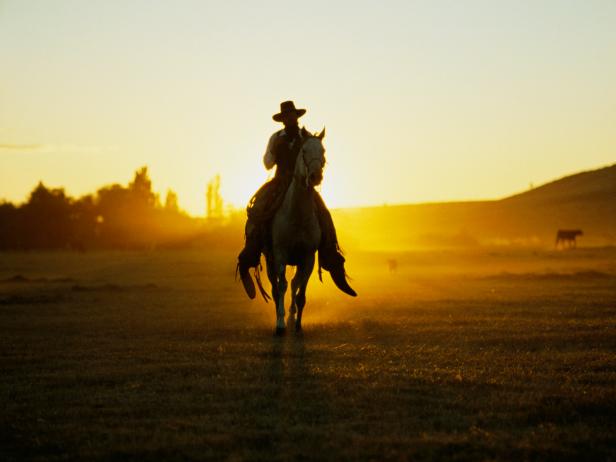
[555,229,583,249]
[261,127,327,335]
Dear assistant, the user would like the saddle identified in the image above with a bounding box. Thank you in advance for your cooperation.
[246,175,292,225]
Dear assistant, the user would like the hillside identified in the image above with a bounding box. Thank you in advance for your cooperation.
[332,163,616,249]
[503,163,616,205]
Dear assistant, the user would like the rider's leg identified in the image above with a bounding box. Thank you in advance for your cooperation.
[238,181,280,299]
[238,218,262,267]
[313,192,342,268]
[237,218,261,299]
[313,192,357,296]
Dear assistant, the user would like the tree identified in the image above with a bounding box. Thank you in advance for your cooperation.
[206,174,223,219]
[21,182,73,248]
[164,189,179,213]
[0,201,19,249]
[129,166,158,209]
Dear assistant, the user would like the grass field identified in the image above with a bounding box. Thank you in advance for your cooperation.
[1,247,615,461]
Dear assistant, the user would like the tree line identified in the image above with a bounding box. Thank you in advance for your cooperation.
[0,167,214,250]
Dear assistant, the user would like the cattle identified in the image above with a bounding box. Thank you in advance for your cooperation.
[555,229,583,249]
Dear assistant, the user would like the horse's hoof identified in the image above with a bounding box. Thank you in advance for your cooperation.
[295,323,302,333]
[274,327,286,337]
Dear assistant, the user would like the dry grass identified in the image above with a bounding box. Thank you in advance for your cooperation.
[1,247,615,461]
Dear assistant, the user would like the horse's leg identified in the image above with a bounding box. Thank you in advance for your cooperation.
[266,255,285,335]
[295,253,315,333]
[275,263,287,335]
[286,268,301,329]
[290,268,301,316]
[266,254,278,304]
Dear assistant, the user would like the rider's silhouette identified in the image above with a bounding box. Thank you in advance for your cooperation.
[237,101,354,298]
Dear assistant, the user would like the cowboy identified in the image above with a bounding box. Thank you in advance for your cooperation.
[237,100,355,298]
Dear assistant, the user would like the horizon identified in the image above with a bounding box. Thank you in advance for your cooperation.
[2,160,613,215]
[2,1,616,215]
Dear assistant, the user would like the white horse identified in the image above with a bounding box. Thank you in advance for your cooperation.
[263,127,326,335]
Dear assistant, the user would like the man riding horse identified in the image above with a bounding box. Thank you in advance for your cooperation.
[237,101,356,299]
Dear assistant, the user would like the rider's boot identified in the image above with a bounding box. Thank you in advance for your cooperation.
[318,248,357,297]
[237,221,261,299]
[314,194,357,297]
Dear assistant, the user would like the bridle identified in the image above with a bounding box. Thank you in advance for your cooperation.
[295,136,325,188]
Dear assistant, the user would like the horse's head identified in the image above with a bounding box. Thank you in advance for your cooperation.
[296,127,326,187]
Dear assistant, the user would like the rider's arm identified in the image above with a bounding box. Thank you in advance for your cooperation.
[263,132,279,170]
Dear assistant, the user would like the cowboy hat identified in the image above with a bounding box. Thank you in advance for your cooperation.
[272,100,306,122]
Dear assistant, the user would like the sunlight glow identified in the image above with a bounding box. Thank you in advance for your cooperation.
[1,1,615,215]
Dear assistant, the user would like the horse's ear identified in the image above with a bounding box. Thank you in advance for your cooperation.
[318,127,326,139]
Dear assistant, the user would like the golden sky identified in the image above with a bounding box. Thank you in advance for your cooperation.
[1,1,615,215]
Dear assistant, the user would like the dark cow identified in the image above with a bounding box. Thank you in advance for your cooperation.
[555,229,583,249]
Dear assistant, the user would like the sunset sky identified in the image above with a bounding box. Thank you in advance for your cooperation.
[1,0,615,215]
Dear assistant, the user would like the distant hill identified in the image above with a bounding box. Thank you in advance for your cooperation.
[503,163,616,205]
[332,163,616,249]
